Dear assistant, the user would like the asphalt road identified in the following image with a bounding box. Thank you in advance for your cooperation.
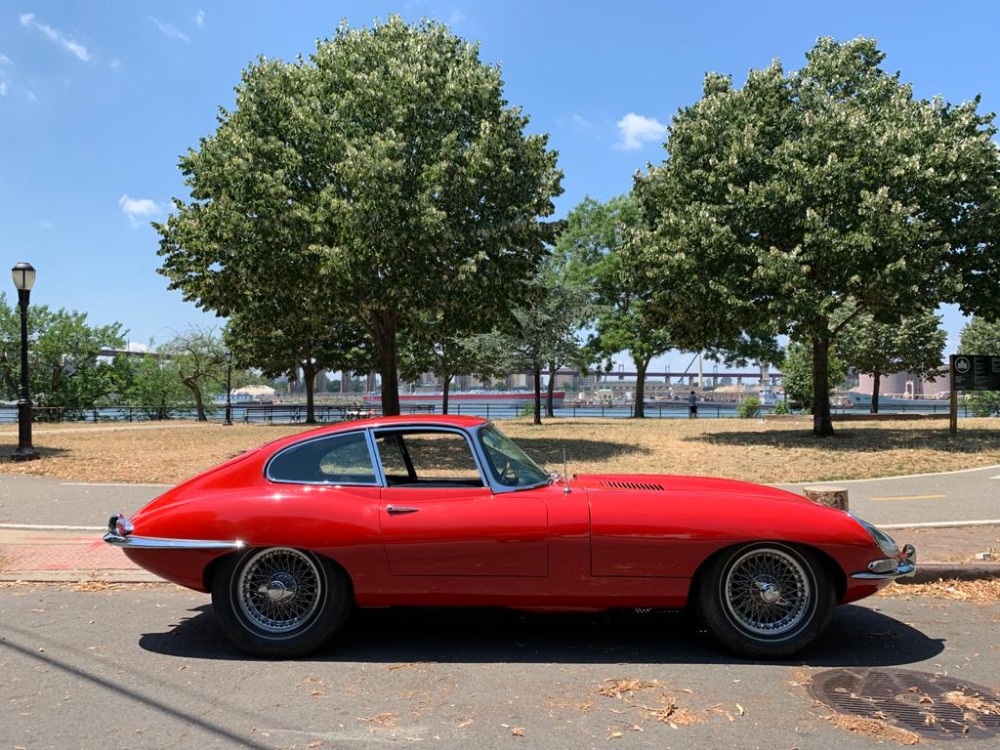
[2,585,998,749]
[779,464,1000,528]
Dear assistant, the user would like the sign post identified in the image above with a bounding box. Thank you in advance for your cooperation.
[949,354,1000,437]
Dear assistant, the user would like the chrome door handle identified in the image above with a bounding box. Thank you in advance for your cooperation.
[386,505,419,515]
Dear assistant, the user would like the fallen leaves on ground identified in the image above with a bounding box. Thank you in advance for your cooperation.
[359,712,397,728]
[826,714,921,745]
[597,679,702,728]
[880,579,1000,603]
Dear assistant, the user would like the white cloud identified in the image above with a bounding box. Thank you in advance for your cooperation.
[193,10,205,28]
[151,17,191,43]
[448,9,467,25]
[0,52,11,64]
[616,112,666,150]
[119,194,162,227]
[0,81,7,97]
[19,13,92,62]
[571,114,594,129]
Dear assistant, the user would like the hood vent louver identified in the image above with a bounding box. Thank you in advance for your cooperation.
[599,480,665,492]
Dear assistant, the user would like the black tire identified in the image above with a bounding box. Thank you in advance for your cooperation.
[211,547,351,658]
[696,542,835,659]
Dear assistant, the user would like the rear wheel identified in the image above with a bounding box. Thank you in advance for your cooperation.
[212,547,350,657]
[697,543,835,659]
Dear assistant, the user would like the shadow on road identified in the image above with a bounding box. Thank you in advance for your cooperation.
[139,602,944,666]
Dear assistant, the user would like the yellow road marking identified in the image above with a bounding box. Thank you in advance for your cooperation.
[869,494,947,501]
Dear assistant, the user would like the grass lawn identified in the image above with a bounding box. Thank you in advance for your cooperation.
[0,415,997,486]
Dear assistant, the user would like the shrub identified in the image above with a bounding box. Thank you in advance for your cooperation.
[738,397,761,419]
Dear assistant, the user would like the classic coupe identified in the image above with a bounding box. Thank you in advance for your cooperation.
[104,415,915,659]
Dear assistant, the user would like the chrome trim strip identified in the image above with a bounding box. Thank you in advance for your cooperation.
[103,532,244,551]
[851,544,916,580]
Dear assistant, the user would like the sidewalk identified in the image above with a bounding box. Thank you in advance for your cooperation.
[1,474,998,584]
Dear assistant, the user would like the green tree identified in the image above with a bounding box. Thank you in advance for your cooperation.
[556,195,673,418]
[959,317,1000,416]
[112,354,192,420]
[224,300,371,423]
[160,329,228,421]
[0,296,126,421]
[500,270,589,425]
[156,17,561,417]
[636,37,1000,436]
[838,308,946,413]
[781,341,847,413]
[959,317,1000,354]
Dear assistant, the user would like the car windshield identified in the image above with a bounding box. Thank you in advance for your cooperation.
[476,423,550,489]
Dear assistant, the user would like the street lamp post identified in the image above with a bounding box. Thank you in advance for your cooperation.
[11,262,38,461]
[223,350,233,426]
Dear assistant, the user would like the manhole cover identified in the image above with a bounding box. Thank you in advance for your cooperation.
[810,668,1000,739]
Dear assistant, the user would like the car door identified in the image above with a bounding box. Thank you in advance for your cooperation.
[375,427,548,577]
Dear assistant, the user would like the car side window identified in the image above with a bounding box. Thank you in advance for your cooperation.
[375,430,484,488]
[268,432,376,485]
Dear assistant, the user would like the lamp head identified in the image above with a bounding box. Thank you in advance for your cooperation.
[11,262,36,292]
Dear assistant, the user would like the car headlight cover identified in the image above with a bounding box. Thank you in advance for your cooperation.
[851,514,899,557]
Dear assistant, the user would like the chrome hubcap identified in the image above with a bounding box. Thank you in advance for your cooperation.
[723,547,812,637]
[237,548,323,634]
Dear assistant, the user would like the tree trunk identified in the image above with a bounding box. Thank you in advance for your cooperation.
[870,370,881,414]
[441,373,453,415]
[532,367,542,426]
[545,363,557,418]
[182,377,207,421]
[811,336,835,437]
[302,360,317,424]
[374,310,400,416]
[633,357,649,418]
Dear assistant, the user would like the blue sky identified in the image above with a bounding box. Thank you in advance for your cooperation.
[1,1,996,370]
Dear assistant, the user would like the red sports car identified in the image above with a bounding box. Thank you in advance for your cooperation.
[104,415,915,659]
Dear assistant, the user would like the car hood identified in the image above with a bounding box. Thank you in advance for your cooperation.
[571,473,812,505]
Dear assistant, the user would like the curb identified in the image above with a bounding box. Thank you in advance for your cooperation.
[899,563,1000,584]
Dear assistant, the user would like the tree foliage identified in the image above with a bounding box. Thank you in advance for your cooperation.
[960,317,1000,415]
[156,17,562,416]
[160,329,228,421]
[837,308,946,412]
[781,341,848,413]
[635,37,1000,436]
[556,194,673,417]
[0,296,125,421]
[959,317,1000,355]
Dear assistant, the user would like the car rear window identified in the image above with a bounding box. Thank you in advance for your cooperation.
[267,432,377,485]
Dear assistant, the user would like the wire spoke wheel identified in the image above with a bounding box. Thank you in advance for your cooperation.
[237,547,322,633]
[722,547,811,636]
[213,547,351,657]
[698,542,834,659]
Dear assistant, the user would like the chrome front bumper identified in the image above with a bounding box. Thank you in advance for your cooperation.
[851,544,917,580]
[103,514,244,551]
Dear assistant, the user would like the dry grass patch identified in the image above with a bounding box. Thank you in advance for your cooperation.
[0,416,997,486]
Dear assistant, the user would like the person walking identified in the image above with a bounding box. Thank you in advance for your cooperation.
[688,390,698,418]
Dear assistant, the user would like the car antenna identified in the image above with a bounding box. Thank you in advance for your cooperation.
[563,448,571,494]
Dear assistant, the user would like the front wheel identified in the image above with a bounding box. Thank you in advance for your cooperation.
[697,543,835,659]
[212,547,351,658]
